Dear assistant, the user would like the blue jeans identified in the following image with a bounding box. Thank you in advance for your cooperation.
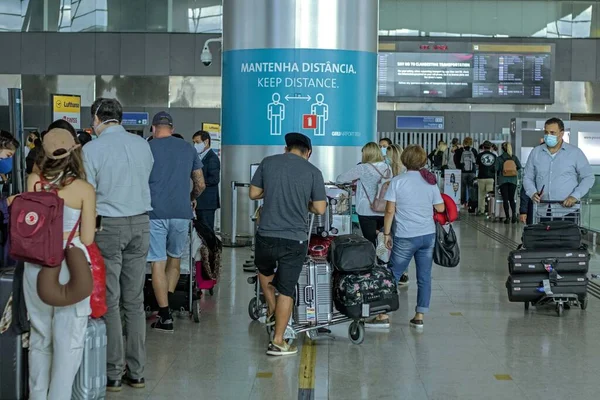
[389,233,435,314]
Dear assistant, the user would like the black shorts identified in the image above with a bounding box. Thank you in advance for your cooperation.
[254,234,307,297]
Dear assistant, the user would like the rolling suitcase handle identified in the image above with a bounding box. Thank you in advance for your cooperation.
[304,285,314,303]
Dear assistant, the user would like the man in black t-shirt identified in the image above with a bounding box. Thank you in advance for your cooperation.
[476,141,497,215]
[249,133,326,356]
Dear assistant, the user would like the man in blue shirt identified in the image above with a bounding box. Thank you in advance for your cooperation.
[84,98,154,392]
[148,112,205,333]
[524,117,595,220]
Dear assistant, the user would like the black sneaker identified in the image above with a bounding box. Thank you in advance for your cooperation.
[106,379,122,392]
[410,318,424,330]
[151,316,173,333]
[122,369,145,389]
[266,341,298,356]
[512,216,518,224]
[504,218,510,224]
[398,274,409,286]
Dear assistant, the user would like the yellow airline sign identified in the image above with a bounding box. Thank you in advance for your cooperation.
[52,95,81,113]
[202,123,221,133]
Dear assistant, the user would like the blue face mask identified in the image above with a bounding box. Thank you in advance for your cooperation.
[381,147,387,156]
[0,157,13,174]
[544,134,559,148]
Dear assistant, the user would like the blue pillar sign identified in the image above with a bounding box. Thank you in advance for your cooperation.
[222,49,377,146]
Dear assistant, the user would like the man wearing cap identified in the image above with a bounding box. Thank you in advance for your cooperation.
[475,140,497,216]
[249,132,326,356]
[148,111,205,333]
[83,98,154,392]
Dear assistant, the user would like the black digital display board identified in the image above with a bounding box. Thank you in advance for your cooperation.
[377,44,554,104]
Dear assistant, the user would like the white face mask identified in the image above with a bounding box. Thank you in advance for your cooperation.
[194,142,206,153]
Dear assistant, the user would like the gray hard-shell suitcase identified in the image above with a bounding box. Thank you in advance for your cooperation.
[508,249,590,275]
[0,268,28,400]
[294,257,333,326]
[72,318,107,400]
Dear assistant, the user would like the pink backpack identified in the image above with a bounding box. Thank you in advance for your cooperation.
[10,181,69,267]
[361,164,392,213]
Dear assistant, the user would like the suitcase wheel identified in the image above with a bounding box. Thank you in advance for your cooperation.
[581,296,588,311]
[556,303,564,316]
[209,288,214,296]
[524,301,529,311]
[193,300,201,323]
[348,321,365,345]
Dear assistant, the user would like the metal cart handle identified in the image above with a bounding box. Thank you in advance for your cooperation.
[536,200,581,205]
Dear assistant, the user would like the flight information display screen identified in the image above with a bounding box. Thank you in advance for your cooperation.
[378,44,554,104]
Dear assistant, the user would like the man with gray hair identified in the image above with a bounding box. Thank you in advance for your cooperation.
[84,98,154,392]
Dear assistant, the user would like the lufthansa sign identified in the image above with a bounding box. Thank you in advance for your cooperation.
[51,94,81,129]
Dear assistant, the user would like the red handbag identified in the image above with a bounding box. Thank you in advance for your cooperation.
[86,242,107,318]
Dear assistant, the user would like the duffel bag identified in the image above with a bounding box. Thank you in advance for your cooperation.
[333,266,399,319]
[522,221,582,250]
[328,234,375,273]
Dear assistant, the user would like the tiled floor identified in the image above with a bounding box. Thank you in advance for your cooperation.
[109,215,600,400]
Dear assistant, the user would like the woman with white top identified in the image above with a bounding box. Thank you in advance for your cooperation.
[22,127,96,399]
[384,144,409,287]
[336,142,391,247]
[383,145,445,330]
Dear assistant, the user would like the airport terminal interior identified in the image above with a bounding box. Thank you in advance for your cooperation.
[110,220,600,400]
[2,0,600,399]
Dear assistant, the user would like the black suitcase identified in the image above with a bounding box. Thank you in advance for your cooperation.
[508,249,590,275]
[328,234,375,273]
[143,273,195,314]
[522,221,582,250]
[333,266,399,319]
[0,268,28,400]
[506,273,587,302]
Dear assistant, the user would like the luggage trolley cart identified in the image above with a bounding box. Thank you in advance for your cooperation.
[250,183,353,321]
[247,206,268,321]
[526,200,587,316]
[263,214,375,345]
[313,182,353,238]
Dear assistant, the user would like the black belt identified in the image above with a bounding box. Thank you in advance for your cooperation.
[101,212,148,219]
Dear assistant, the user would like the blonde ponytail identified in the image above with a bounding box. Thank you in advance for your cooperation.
[504,142,513,157]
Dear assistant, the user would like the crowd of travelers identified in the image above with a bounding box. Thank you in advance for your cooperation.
[0,111,594,398]
[0,98,222,398]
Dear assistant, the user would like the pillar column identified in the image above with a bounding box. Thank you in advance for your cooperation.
[221,0,379,244]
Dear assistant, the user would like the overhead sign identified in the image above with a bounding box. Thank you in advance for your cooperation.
[396,116,444,130]
[222,48,377,146]
[51,94,81,129]
[122,112,149,126]
[578,132,600,165]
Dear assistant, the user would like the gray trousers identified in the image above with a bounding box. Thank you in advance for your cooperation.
[95,214,150,381]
